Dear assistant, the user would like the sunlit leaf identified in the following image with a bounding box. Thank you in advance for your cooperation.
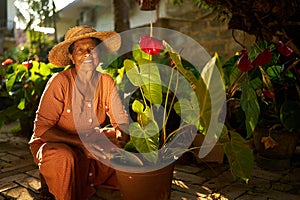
[124,59,143,86]
[6,73,17,92]
[139,63,162,105]
[132,100,144,113]
[17,98,26,110]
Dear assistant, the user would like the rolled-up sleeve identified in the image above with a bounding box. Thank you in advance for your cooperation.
[102,74,129,132]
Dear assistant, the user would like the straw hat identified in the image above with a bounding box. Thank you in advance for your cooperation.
[48,25,121,66]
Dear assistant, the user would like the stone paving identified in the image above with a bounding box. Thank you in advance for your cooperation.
[0,124,300,200]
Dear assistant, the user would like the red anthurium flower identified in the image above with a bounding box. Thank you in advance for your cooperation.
[252,47,272,66]
[237,50,253,72]
[139,34,163,55]
[263,90,275,99]
[277,41,293,57]
[22,60,33,70]
[2,58,13,66]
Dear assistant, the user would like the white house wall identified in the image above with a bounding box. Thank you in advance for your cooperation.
[56,0,166,40]
[7,0,16,30]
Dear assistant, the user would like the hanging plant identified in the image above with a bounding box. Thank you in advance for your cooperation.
[135,0,160,10]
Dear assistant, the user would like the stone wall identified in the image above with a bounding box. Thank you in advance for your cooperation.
[155,0,256,60]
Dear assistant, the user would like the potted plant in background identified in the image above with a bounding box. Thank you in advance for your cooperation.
[0,58,64,138]
[222,40,300,170]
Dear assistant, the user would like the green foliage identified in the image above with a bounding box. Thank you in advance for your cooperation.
[240,81,260,138]
[0,59,65,135]
[107,38,253,182]
[14,0,58,60]
[129,121,160,163]
[223,41,300,137]
[220,127,254,183]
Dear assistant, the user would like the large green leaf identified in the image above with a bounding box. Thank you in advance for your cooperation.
[129,121,160,163]
[163,41,211,133]
[30,61,51,82]
[139,64,162,105]
[222,54,240,88]
[221,130,254,183]
[124,59,162,105]
[173,96,200,127]
[124,59,143,86]
[240,81,260,138]
[201,55,226,134]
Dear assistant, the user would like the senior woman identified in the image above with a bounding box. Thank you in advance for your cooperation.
[29,25,128,200]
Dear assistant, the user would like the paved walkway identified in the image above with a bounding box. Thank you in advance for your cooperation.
[0,124,300,200]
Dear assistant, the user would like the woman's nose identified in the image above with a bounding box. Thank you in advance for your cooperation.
[84,52,91,58]
[84,48,94,57]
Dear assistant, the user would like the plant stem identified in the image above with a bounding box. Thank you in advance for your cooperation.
[162,66,178,143]
[228,71,245,98]
[150,20,153,37]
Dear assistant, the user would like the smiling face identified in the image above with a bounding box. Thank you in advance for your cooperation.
[68,38,100,72]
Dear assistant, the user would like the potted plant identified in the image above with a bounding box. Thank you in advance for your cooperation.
[95,27,254,199]
[0,58,64,138]
[222,40,300,170]
[110,35,205,200]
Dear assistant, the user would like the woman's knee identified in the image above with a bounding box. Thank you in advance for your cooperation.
[38,143,78,165]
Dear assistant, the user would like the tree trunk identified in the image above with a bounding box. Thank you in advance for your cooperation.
[52,0,58,43]
[112,0,130,33]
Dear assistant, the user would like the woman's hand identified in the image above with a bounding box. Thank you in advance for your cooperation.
[81,127,126,160]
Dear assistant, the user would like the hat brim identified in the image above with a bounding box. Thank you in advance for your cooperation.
[48,31,121,67]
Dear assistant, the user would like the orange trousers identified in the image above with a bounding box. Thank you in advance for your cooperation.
[30,142,118,200]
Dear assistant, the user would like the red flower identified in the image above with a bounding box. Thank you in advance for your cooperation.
[277,41,293,57]
[252,47,272,66]
[263,90,275,99]
[2,58,13,66]
[139,34,163,55]
[22,60,33,70]
[237,50,253,72]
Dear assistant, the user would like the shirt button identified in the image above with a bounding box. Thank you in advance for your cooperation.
[89,172,93,176]
[90,183,94,187]
[87,103,92,108]
[66,109,71,113]
[88,118,93,123]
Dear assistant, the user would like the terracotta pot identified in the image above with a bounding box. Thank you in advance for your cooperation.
[116,164,174,200]
[193,133,224,164]
[253,127,299,170]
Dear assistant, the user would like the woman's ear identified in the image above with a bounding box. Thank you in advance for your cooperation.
[68,53,74,64]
